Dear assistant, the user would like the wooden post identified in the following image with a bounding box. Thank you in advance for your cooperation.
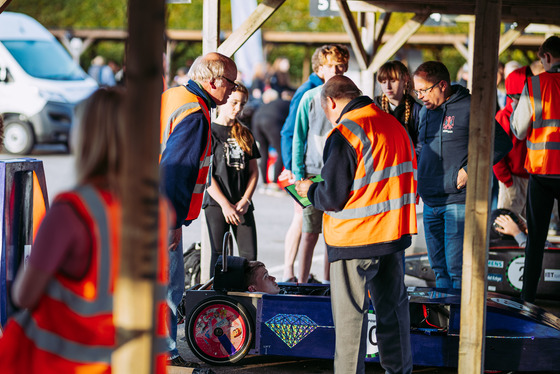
[458,0,502,373]
[113,1,165,373]
[203,0,220,54]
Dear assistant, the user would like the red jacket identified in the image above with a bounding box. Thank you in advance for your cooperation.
[493,66,531,186]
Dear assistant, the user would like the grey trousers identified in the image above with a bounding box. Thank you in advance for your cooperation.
[330,251,412,374]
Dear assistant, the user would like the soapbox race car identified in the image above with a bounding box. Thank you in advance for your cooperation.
[182,236,560,371]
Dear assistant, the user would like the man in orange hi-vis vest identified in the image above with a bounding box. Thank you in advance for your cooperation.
[160,52,237,367]
[296,76,416,374]
[511,36,560,303]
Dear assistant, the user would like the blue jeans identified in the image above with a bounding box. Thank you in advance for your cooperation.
[423,203,465,289]
[166,239,185,358]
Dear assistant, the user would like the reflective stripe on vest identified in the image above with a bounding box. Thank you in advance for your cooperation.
[324,104,417,247]
[160,86,212,220]
[526,72,560,175]
[14,185,113,363]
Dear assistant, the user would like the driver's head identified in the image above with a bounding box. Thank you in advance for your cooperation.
[245,261,280,294]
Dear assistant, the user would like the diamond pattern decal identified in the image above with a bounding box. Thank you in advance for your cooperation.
[265,314,318,348]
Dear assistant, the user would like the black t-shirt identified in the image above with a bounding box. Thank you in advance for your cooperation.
[203,122,261,210]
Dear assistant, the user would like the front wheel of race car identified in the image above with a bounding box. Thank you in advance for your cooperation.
[186,296,253,365]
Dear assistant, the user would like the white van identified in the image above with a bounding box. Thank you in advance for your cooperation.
[0,12,98,154]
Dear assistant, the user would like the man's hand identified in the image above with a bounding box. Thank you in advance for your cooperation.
[168,227,182,251]
[457,168,468,189]
[295,179,313,198]
[494,215,522,236]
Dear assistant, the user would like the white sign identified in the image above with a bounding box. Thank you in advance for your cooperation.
[507,256,525,291]
[366,312,378,357]
[544,269,560,282]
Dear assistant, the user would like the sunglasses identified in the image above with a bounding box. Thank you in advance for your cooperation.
[220,76,239,92]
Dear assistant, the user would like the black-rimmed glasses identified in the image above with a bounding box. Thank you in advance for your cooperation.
[220,76,239,92]
[413,81,440,96]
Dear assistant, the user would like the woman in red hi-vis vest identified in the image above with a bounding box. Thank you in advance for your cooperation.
[0,88,171,373]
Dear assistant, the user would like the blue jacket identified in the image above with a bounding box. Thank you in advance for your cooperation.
[280,73,323,170]
[417,85,512,207]
[160,80,215,228]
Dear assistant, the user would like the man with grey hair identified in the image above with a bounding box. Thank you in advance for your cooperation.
[160,52,237,367]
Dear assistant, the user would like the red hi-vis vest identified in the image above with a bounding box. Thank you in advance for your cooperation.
[525,71,560,175]
[160,86,212,221]
[0,186,170,374]
[323,104,417,247]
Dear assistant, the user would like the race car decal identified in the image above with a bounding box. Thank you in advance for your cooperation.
[265,314,323,348]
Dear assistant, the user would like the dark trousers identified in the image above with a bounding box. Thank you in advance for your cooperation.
[521,175,560,302]
[205,205,257,277]
[253,123,283,183]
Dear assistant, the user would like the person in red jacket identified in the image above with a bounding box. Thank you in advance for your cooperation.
[493,66,532,219]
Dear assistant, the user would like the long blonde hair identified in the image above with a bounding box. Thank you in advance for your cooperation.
[377,60,414,130]
[229,82,255,155]
[74,87,126,194]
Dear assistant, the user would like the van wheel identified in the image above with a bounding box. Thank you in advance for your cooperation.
[3,119,35,155]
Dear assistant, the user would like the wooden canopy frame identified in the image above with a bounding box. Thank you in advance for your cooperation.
[112,0,560,372]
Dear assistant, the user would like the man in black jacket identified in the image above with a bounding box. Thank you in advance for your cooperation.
[413,61,512,289]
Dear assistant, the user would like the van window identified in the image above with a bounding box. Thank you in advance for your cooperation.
[3,40,86,81]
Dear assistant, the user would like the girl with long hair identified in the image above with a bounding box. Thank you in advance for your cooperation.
[374,60,421,145]
[204,81,261,276]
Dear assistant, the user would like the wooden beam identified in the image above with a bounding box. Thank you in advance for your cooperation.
[337,0,369,70]
[458,0,502,373]
[217,0,285,58]
[202,0,219,53]
[499,21,530,55]
[453,40,469,60]
[368,12,430,73]
[374,12,392,53]
[113,0,165,373]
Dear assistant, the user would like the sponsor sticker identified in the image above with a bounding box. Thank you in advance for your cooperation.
[544,269,560,282]
[488,260,504,269]
[490,297,531,312]
[487,273,503,283]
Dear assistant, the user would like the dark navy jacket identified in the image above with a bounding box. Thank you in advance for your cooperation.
[416,85,512,207]
[160,80,215,228]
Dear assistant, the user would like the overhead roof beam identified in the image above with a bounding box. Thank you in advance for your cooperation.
[368,12,430,73]
[499,21,530,55]
[337,0,370,70]
[217,0,285,57]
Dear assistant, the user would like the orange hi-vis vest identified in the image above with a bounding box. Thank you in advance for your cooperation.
[525,71,560,175]
[0,185,170,374]
[160,85,212,221]
[323,104,418,247]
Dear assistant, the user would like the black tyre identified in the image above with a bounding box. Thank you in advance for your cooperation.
[3,119,35,155]
[186,296,253,365]
[184,242,201,290]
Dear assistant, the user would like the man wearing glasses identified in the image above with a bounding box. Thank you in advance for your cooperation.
[160,52,237,367]
[413,61,511,290]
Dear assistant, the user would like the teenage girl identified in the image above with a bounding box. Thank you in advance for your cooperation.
[204,82,261,276]
[374,60,421,145]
